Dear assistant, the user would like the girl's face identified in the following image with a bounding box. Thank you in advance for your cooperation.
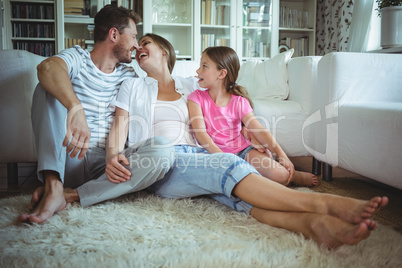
[196,54,222,89]
[135,36,165,70]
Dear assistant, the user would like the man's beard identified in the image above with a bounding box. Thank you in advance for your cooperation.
[113,43,132,63]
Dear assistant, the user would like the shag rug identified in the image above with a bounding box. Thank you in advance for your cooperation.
[1,190,402,268]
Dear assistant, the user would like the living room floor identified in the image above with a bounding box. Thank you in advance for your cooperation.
[1,158,401,233]
[0,157,399,192]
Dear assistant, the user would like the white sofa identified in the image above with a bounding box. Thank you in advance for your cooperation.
[305,52,402,190]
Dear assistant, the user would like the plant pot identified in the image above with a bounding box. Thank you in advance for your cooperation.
[380,6,402,48]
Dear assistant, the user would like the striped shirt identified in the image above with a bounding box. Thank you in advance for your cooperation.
[56,46,137,149]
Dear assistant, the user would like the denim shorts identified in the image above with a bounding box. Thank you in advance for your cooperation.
[236,145,277,161]
[236,145,255,160]
[150,145,259,214]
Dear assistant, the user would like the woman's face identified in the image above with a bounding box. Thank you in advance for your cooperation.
[135,36,165,71]
[196,53,221,88]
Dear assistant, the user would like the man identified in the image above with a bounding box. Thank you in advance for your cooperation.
[19,5,174,224]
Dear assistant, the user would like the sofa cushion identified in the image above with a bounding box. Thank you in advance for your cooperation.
[237,49,294,101]
[252,99,309,156]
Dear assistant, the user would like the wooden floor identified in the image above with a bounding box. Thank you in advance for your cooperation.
[0,163,41,192]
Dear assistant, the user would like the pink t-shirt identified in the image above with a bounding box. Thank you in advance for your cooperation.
[188,89,253,154]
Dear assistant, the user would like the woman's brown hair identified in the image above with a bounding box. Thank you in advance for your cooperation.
[140,33,176,74]
[202,46,253,108]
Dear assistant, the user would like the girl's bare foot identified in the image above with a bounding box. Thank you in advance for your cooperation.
[326,195,389,224]
[292,171,319,187]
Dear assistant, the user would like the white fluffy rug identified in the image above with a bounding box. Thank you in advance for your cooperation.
[1,190,402,268]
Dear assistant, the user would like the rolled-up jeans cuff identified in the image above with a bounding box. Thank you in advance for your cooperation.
[222,160,259,200]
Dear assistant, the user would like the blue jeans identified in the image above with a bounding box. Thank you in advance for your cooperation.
[151,145,259,214]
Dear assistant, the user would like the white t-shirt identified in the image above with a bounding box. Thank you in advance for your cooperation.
[111,75,201,147]
[154,98,196,146]
[56,45,137,148]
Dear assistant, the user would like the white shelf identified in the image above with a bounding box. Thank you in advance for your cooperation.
[201,25,230,29]
[152,23,192,27]
[64,17,94,24]
[12,37,56,41]
[279,27,314,32]
[242,26,272,30]
[368,46,402,54]
[11,18,55,22]
[10,0,54,3]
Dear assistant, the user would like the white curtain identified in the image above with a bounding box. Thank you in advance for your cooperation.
[348,0,379,52]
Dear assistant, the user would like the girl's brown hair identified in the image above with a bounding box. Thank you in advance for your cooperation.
[202,46,253,108]
[140,33,176,74]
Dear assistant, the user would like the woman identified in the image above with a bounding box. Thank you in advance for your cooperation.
[68,34,388,249]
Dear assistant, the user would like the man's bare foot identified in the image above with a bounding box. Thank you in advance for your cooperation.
[312,215,376,249]
[64,188,80,204]
[18,176,66,224]
[326,195,389,224]
[27,186,45,211]
[291,171,319,187]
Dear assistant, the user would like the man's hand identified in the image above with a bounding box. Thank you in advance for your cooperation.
[63,104,91,160]
[105,154,132,183]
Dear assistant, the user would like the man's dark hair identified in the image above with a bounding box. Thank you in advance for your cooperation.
[94,5,141,43]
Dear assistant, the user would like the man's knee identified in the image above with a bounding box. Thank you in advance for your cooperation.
[127,137,175,173]
[152,136,173,147]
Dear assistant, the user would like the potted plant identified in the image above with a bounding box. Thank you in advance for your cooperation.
[377,0,402,48]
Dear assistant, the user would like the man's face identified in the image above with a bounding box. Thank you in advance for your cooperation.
[113,19,139,63]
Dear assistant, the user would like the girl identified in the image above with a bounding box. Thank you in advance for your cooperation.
[188,46,319,187]
[68,34,387,249]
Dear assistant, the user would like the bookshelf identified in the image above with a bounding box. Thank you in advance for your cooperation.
[194,0,275,61]
[278,0,316,57]
[3,0,316,59]
[4,0,58,56]
[142,0,193,60]
[60,0,143,52]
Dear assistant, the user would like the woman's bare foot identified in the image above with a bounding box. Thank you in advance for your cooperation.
[312,215,376,249]
[292,171,319,187]
[18,176,66,224]
[326,195,389,224]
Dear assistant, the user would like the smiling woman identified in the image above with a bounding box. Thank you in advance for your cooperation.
[136,33,177,74]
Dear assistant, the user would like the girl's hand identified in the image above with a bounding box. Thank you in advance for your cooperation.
[278,157,295,181]
[105,154,131,183]
[247,131,266,153]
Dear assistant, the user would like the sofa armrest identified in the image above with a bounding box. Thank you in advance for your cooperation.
[287,56,321,113]
[316,52,402,107]
[0,50,46,163]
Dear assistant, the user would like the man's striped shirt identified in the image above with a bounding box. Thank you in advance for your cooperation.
[56,46,137,149]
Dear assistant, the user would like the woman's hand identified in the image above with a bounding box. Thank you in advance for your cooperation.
[105,154,132,183]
